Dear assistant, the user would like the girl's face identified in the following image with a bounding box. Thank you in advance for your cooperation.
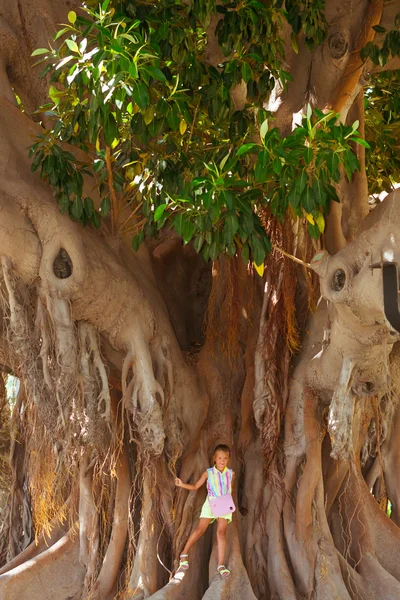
[214,451,229,470]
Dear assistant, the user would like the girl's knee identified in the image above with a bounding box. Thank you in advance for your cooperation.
[217,523,227,537]
[196,522,208,535]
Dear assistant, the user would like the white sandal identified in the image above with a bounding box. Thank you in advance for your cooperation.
[217,564,231,577]
[178,554,189,570]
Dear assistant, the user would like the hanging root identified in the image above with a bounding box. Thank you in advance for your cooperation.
[328,357,355,460]
[1,386,32,563]
[84,324,111,422]
[0,256,59,433]
[254,212,297,473]
[153,335,174,408]
[46,293,78,428]
[78,451,100,596]
[96,440,130,599]
[128,471,160,599]
[121,334,166,455]
[34,297,54,393]
[78,321,111,451]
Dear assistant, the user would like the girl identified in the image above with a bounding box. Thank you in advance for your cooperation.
[175,444,235,578]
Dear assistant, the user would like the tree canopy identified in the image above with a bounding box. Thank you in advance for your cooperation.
[29,0,397,269]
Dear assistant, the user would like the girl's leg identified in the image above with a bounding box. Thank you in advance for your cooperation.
[181,518,211,555]
[216,518,228,566]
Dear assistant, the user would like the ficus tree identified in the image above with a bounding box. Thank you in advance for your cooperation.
[0,1,400,599]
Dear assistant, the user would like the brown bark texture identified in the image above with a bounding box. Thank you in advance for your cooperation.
[0,1,400,599]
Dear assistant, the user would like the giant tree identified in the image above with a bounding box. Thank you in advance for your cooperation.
[1,1,400,599]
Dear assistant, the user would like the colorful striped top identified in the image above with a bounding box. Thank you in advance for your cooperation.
[206,466,233,498]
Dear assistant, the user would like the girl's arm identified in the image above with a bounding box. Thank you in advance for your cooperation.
[175,471,207,491]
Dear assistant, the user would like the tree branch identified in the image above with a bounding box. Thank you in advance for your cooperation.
[328,0,385,112]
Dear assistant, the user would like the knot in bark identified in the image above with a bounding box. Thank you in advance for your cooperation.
[328,31,349,59]
[53,248,73,279]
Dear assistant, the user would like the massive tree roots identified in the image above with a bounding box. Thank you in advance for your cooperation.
[2,188,400,600]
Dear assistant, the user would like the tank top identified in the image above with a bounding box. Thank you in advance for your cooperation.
[206,466,233,498]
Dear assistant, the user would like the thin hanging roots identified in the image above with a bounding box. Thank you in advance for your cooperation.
[259,209,300,354]
[255,210,299,473]
[0,373,11,513]
[204,255,243,364]
[371,396,389,510]
[0,385,32,563]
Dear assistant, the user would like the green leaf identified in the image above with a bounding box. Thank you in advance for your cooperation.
[84,197,95,218]
[312,179,328,211]
[102,0,111,10]
[154,203,167,222]
[260,119,269,142]
[219,153,230,171]
[303,147,313,165]
[290,33,299,54]
[99,197,110,217]
[220,190,234,209]
[241,213,254,236]
[66,39,80,54]
[350,119,359,134]
[129,63,138,79]
[104,113,118,146]
[372,25,386,33]
[307,221,320,240]
[288,186,300,209]
[326,153,339,179]
[295,170,307,194]
[272,158,283,175]
[193,234,205,253]
[173,213,185,236]
[92,211,101,228]
[250,233,266,267]
[31,48,49,57]
[237,143,257,156]
[68,11,77,24]
[70,196,83,220]
[167,107,180,130]
[302,185,315,213]
[350,137,370,149]
[182,219,195,244]
[54,27,71,41]
[145,66,167,82]
[133,82,149,110]
[209,241,219,261]
[241,62,252,83]
[224,213,239,241]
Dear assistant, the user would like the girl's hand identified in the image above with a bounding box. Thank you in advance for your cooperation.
[175,477,183,487]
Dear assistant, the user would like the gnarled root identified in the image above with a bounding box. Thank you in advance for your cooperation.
[0,532,84,600]
[203,523,257,600]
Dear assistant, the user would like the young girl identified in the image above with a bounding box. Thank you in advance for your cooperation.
[175,444,235,578]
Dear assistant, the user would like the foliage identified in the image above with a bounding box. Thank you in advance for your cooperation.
[364,70,400,194]
[29,0,364,266]
[361,18,400,67]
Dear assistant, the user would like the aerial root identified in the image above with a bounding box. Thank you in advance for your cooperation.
[34,297,54,393]
[78,321,111,425]
[121,337,166,455]
[153,336,175,407]
[328,357,355,460]
[78,452,99,596]
[45,293,78,428]
[96,440,130,599]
